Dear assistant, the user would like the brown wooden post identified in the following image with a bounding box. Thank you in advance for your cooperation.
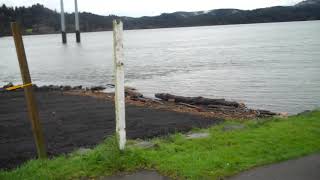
[11,22,47,159]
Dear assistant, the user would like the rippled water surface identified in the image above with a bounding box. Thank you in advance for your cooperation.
[1,21,320,114]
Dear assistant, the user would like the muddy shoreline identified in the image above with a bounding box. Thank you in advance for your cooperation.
[0,84,281,169]
[0,89,222,170]
[1,84,282,120]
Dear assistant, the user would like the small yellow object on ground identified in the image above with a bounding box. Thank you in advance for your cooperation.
[6,83,32,91]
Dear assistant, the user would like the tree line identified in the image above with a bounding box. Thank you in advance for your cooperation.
[0,0,319,37]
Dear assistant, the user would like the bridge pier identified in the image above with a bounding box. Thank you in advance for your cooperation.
[60,0,67,44]
[74,0,80,43]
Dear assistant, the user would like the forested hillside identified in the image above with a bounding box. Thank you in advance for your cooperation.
[0,0,319,36]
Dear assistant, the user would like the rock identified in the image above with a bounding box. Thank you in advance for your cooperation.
[3,82,14,89]
[185,132,209,139]
[32,84,84,91]
[278,112,289,118]
[39,85,50,91]
[223,124,245,132]
[32,84,38,90]
[239,101,246,108]
[297,110,311,116]
[125,87,143,98]
[91,86,106,91]
[62,86,72,91]
[125,86,137,91]
[48,85,61,91]
[72,85,82,90]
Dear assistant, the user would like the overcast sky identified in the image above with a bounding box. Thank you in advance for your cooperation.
[1,0,303,17]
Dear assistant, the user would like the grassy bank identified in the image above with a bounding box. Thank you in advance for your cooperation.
[1,110,320,180]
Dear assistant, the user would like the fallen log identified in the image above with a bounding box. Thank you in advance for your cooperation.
[178,102,200,109]
[155,93,240,107]
[152,99,164,105]
[130,97,147,102]
[256,110,278,117]
[208,104,237,110]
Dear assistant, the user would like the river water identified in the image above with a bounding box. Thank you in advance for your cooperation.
[1,20,320,114]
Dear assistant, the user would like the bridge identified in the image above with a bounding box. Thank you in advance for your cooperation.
[60,0,80,44]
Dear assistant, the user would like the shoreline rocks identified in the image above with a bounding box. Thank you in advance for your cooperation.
[2,83,285,119]
[1,83,107,92]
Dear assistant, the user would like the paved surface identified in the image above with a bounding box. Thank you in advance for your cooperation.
[0,91,222,169]
[100,171,170,180]
[98,154,320,180]
[229,154,320,180]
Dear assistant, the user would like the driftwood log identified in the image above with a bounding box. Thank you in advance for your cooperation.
[155,93,240,107]
[178,102,204,111]
[208,104,237,110]
[256,110,277,117]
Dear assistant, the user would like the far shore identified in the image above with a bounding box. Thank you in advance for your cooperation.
[1,19,319,38]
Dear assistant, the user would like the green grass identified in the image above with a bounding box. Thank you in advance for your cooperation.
[25,28,33,33]
[1,110,320,180]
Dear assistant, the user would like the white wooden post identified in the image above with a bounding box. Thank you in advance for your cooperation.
[113,20,126,150]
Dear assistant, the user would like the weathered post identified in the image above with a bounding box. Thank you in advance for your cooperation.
[11,22,47,159]
[113,20,126,150]
[74,0,80,43]
[60,0,67,44]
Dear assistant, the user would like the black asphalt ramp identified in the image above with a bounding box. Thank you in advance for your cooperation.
[0,91,222,169]
[229,154,320,180]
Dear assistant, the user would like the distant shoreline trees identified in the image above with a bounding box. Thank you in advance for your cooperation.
[1,0,320,37]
